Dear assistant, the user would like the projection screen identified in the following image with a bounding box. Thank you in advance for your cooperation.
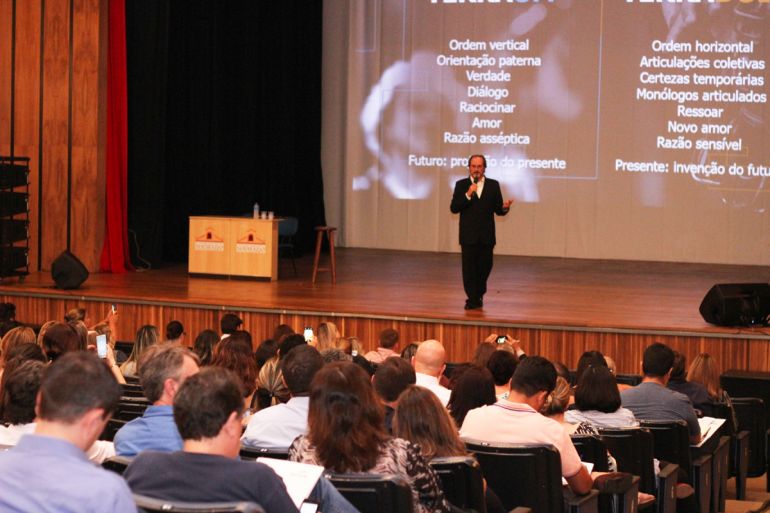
[321,0,770,265]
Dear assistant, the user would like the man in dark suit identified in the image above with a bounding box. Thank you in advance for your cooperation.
[450,154,513,309]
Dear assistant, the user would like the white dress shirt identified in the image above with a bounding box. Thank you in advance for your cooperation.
[415,373,451,407]
[241,396,309,449]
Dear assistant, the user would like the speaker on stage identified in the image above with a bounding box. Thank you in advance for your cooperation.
[699,283,770,327]
[51,250,89,289]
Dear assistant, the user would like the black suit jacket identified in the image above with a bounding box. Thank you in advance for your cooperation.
[450,177,508,245]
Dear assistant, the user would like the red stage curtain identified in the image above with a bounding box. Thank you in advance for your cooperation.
[100,0,133,273]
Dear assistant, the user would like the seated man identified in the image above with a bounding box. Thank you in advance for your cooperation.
[115,344,200,456]
[411,339,451,406]
[0,352,136,512]
[621,342,701,444]
[242,345,323,448]
[372,356,416,432]
[460,356,593,495]
[364,328,400,364]
[124,367,359,513]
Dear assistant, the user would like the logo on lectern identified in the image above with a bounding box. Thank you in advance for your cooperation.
[236,231,267,254]
[194,229,225,252]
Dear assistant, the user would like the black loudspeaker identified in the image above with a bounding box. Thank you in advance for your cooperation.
[51,250,89,289]
[699,283,770,327]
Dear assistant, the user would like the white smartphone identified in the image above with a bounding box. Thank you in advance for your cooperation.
[303,327,313,342]
[96,334,108,359]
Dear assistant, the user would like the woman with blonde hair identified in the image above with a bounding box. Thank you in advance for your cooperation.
[687,353,737,430]
[0,327,37,380]
[120,325,160,378]
[316,322,340,351]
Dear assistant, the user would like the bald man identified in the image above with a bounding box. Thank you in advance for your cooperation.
[411,340,451,406]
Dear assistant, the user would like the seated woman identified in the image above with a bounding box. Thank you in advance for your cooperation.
[288,361,451,513]
[210,331,257,421]
[687,353,738,432]
[120,325,160,378]
[393,385,506,513]
[447,366,496,428]
[566,365,638,429]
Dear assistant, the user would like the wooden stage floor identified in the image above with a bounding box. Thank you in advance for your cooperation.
[2,249,769,371]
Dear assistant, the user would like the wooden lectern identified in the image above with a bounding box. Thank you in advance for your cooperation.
[188,216,279,280]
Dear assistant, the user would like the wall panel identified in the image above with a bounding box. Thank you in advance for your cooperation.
[4,292,769,377]
[1,0,107,272]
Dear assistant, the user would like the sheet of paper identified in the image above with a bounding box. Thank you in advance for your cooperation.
[257,457,325,508]
[692,416,726,448]
[563,461,594,486]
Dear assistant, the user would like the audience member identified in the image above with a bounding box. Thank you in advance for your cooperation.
[41,322,81,362]
[192,329,218,366]
[0,302,21,338]
[621,343,701,443]
[487,350,518,400]
[64,307,86,324]
[400,342,420,361]
[575,350,607,384]
[271,323,295,344]
[666,352,709,411]
[320,347,352,364]
[165,320,185,345]
[256,333,309,409]
[394,384,506,513]
[364,328,400,363]
[412,339,451,406]
[36,320,56,347]
[125,367,358,513]
[0,326,36,380]
[566,365,638,429]
[289,362,451,513]
[687,352,737,431]
[0,357,116,462]
[316,321,340,351]
[120,325,161,378]
[393,385,465,459]
[372,356,416,432]
[338,336,376,375]
[447,366,496,427]
[242,345,324,448]
[210,331,257,417]
[255,338,280,369]
[603,355,632,391]
[471,341,496,368]
[0,352,135,512]
[460,356,593,495]
[114,344,200,456]
[219,313,243,340]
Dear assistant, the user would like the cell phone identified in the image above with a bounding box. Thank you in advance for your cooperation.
[300,502,319,513]
[111,304,117,314]
[303,327,313,342]
[96,334,108,359]
[496,335,507,344]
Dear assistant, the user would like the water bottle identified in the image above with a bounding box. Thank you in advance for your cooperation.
[253,202,260,219]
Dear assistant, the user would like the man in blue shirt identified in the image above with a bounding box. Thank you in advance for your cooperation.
[125,367,359,513]
[115,344,200,456]
[0,352,136,513]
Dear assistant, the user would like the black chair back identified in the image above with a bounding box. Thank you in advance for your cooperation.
[731,397,767,477]
[599,428,656,494]
[465,440,565,513]
[639,420,692,471]
[570,435,610,472]
[121,383,146,398]
[100,418,128,441]
[430,456,486,513]
[615,374,642,387]
[238,445,289,460]
[114,400,150,422]
[102,455,134,475]
[326,473,414,513]
[133,494,264,513]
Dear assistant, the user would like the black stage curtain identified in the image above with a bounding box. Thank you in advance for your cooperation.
[126,0,325,265]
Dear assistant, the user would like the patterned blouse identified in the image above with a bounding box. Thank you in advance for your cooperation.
[289,435,451,513]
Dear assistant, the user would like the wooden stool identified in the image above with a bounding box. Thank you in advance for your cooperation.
[312,226,337,284]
